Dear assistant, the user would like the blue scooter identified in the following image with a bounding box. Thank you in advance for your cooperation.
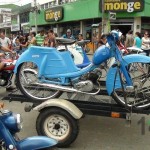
[14,30,150,109]
[0,103,57,150]
[57,39,91,68]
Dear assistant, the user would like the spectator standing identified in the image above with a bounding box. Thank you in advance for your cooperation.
[133,32,142,48]
[42,35,49,47]
[120,34,126,45]
[98,34,107,47]
[125,30,134,48]
[141,31,150,56]
[98,34,107,67]
[77,33,90,53]
[78,33,84,41]
[0,42,16,91]
[28,32,32,43]
[35,30,45,46]
[12,38,21,54]
[28,32,36,47]
[20,34,28,54]
[48,29,56,47]
[9,34,13,44]
[12,34,18,44]
[62,29,75,39]
[0,31,12,49]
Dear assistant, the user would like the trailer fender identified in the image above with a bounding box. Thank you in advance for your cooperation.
[33,99,83,119]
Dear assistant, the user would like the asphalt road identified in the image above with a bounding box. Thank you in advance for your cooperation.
[1,88,150,150]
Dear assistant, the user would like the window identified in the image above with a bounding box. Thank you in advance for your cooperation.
[45,3,48,9]
[20,13,29,23]
[41,4,44,9]
[0,14,3,23]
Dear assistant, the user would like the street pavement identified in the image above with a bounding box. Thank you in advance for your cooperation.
[1,88,150,150]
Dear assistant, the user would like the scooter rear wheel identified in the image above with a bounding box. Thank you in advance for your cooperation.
[16,62,63,101]
[112,62,150,109]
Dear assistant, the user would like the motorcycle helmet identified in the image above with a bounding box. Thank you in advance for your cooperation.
[111,30,122,42]
[107,30,122,46]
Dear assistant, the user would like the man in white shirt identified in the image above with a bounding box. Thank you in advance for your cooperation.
[0,42,15,91]
[0,31,11,49]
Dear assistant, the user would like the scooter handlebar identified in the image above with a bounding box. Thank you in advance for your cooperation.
[76,40,90,46]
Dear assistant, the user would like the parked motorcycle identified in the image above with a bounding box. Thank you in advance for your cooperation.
[14,30,150,109]
[0,52,17,88]
[0,102,57,150]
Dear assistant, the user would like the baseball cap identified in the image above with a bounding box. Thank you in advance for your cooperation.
[67,29,71,32]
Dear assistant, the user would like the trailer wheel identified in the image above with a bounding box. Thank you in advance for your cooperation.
[36,107,79,148]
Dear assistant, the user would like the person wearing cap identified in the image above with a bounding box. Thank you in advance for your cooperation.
[62,29,75,39]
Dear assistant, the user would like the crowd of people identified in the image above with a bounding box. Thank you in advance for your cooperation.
[97,30,150,56]
[122,30,150,55]
[0,28,82,91]
[0,28,77,55]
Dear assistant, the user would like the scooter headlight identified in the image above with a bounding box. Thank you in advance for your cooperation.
[2,111,23,132]
[14,114,23,130]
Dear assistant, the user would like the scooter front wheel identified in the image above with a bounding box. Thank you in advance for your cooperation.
[16,62,63,101]
[112,62,150,109]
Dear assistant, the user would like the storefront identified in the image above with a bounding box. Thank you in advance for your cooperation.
[29,0,101,38]
[29,0,150,51]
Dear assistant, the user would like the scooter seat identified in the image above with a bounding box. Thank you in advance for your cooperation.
[56,38,76,45]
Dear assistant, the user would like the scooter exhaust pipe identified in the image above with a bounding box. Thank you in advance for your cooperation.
[34,82,100,95]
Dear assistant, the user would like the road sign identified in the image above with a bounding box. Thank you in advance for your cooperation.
[109,12,116,20]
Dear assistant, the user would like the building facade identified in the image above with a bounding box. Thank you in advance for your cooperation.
[28,0,150,51]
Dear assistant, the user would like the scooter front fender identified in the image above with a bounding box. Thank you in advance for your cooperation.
[17,136,57,150]
[106,54,150,95]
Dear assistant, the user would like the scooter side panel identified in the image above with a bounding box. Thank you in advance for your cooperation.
[14,46,80,76]
[106,54,150,95]
[44,51,80,75]
[17,136,57,150]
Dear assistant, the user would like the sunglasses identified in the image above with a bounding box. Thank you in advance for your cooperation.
[145,34,149,35]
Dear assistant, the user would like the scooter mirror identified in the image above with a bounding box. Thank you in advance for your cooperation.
[24,104,33,112]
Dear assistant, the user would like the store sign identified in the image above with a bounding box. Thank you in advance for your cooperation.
[0,22,11,28]
[109,12,116,20]
[101,0,144,12]
[11,24,20,31]
[0,8,11,15]
[45,7,63,22]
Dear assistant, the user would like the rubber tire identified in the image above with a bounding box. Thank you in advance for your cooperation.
[36,107,79,148]
[111,63,150,110]
[16,64,63,101]
[39,148,58,150]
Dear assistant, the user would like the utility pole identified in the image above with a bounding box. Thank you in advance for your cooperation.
[34,0,38,34]
[101,0,104,34]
